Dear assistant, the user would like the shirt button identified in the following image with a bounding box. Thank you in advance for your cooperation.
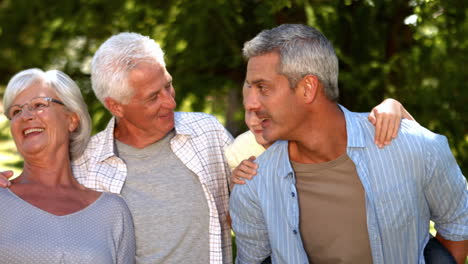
[291,192,295,197]
[293,230,298,235]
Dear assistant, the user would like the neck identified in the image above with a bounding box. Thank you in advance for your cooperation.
[288,102,347,164]
[19,152,79,188]
[114,119,167,149]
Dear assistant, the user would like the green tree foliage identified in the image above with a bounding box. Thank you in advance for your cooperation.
[0,0,466,175]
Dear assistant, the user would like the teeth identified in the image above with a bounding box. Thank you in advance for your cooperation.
[24,128,44,135]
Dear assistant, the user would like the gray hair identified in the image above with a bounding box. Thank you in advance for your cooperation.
[3,68,91,160]
[243,24,339,101]
[91,32,166,105]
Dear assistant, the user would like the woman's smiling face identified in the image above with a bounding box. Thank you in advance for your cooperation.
[9,81,78,158]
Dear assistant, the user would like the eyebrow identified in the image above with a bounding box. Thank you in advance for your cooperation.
[146,90,159,101]
[145,79,172,101]
[245,79,270,85]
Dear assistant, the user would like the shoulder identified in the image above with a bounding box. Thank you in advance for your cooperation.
[72,118,116,167]
[230,142,290,209]
[392,119,448,151]
[0,188,13,201]
[343,107,442,151]
[345,105,438,144]
[175,111,233,140]
[399,119,443,140]
[175,112,223,127]
[76,126,110,159]
[98,193,132,216]
[88,129,108,146]
[255,141,288,166]
[225,131,265,169]
[398,121,453,157]
[101,193,128,207]
[241,141,289,187]
[0,188,9,195]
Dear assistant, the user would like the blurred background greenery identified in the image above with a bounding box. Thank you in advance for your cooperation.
[0,0,466,179]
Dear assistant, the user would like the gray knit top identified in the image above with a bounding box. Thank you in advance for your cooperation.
[0,188,135,264]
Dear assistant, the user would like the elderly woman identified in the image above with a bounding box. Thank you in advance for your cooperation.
[0,69,135,264]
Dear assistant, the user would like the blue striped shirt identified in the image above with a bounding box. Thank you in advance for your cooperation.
[229,106,468,264]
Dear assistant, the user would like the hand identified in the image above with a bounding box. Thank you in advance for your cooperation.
[368,98,404,148]
[230,156,258,188]
[0,170,14,188]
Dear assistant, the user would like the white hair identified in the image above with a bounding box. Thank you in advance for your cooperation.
[91,32,166,105]
[3,68,92,160]
[243,24,339,101]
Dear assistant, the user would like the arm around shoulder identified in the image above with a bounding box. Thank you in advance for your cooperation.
[230,182,271,264]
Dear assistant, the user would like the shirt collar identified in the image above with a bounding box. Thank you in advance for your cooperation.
[339,104,366,148]
[96,117,119,162]
[259,140,293,179]
[96,113,196,162]
[173,112,195,136]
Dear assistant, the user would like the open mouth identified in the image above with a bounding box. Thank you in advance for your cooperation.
[253,128,263,134]
[260,117,270,127]
[159,111,174,118]
[23,128,44,136]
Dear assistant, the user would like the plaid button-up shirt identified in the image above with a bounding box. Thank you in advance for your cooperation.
[72,112,233,264]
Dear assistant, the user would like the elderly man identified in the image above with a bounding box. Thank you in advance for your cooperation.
[71,33,233,264]
[229,24,468,264]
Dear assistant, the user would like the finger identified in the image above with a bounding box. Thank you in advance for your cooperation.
[0,170,14,187]
[235,167,256,180]
[0,178,10,187]
[391,116,400,139]
[368,110,377,125]
[374,113,384,147]
[240,157,258,170]
[241,161,258,171]
[246,156,258,169]
[231,175,246,185]
[384,117,396,145]
[1,170,14,179]
[378,116,390,148]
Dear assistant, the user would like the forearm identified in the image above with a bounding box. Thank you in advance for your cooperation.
[435,233,468,264]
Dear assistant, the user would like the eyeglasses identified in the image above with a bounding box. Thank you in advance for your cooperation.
[6,96,65,120]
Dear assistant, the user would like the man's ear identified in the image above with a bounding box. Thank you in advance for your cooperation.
[104,97,124,118]
[298,75,319,104]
